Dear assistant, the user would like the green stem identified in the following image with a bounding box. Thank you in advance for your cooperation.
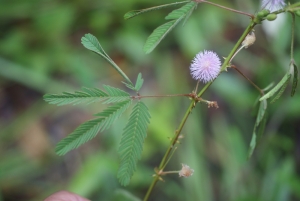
[143,20,257,201]
[290,12,295,60]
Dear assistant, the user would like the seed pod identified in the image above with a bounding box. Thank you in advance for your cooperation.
[266,13,277,21]
[257,9,270,18]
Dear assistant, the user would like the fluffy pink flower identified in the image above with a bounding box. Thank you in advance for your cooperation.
[261,0,285,12]
[190,50,221,83]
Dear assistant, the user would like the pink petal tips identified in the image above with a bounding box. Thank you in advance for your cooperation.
[261,0,285,12]
[179,164,194,178]
[190,50,221,83]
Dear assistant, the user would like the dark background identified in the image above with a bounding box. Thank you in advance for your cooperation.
[0,0,300,200]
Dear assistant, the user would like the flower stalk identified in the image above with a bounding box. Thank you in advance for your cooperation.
[143,3,290,201]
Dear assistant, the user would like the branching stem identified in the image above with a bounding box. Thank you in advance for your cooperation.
[231,65,264,96]
[143,20,256,201]
[131,93,192,100]
[143,3,291,201]
[194,0,254,19]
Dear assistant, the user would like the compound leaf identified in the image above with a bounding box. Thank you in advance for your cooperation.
[44,86,131,106]
[55,100,132,155]
[117,101,151,186]
[124,1,189,20]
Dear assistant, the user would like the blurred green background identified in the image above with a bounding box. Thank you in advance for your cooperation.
[1,0,300,200]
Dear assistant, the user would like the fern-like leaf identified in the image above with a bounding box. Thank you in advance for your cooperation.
[117,101,151,186]
[55,100,132,155]
[81,33,133,86]
[143,2,197,54]
[124,1,189,20]
[44,86,131,106]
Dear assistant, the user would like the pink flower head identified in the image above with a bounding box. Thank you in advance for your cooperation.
[261,0,285,12]
[190,50,221,83]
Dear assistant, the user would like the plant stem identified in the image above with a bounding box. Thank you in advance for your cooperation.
[290,12,295,61]
[194,0,254,19]
[143,20,257,201]
[131,93,192,100]
[231,65,264,96]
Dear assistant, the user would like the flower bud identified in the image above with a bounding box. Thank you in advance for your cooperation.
[266,13,277,21]
[257,9,270,18]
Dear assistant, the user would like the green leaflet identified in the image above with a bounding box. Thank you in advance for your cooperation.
[124,73,144,91]
[134,73,144,91]
[248,99,267,158]
[165,2,197,20]
[81,33,133,86]
[81,33,109,59]
[55,100,132,155]
[291,62,298,96]
[270,76,290,103]
[117,101,151,186]
[143,2,197,54]
[44,85,131,106]
[124,1,189,20]
[143,20,181,54]
[259,72,291,101]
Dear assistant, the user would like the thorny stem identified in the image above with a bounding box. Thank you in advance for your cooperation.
[143,3,291,201]
[231,65,264,96]
[143,20,256,201]
[194,0,254,19]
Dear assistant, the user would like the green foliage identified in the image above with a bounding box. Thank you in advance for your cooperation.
[248,99,267,158]
[123,73,144,92]
[291,62,298,96]
[43,86,131,106]
[259,72,292,102]
[117,101,151,186]
[143,2,198,54]
[55,100,132,155]
[81,34,133,86]
[124,1,189,20]
[270,75,290,103]
[165,2,197,20]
